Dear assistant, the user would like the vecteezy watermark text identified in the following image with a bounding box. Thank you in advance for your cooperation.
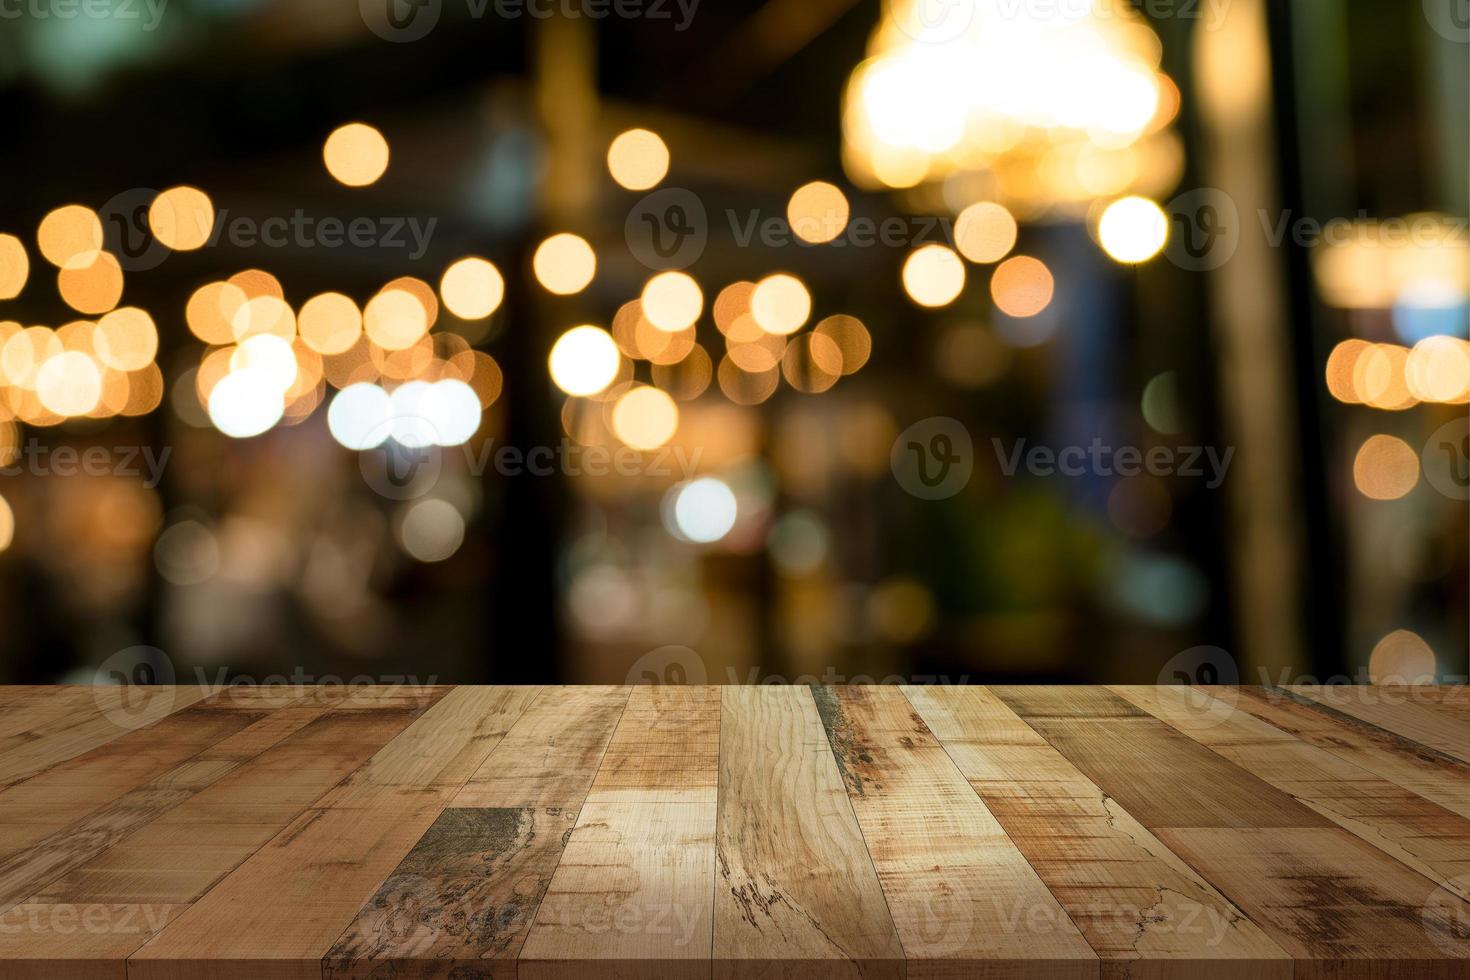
[362,0,698,43]
[1,440,170,489]
[0,0,166,30]
[993,438,1234,489]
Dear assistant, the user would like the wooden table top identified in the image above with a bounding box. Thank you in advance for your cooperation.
[1,684,1469,979]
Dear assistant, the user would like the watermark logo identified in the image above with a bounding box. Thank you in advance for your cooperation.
[1423,875,1470,954]
[100,187,170,273]
[1424,0,1470,43]
[626,188,708,271]
[359,440,445,502]
[625,645,709,685]
[891,417,973,500]
[890,0,974,44]
[1165,188,1240,271]
[1156,645,1241,729]
[992,438,1234,488]
[361,0,442,41]
[1423,416,1470,501]
[92,646,176,730]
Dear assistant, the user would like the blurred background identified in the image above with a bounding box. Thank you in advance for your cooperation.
[0,0,1465,688]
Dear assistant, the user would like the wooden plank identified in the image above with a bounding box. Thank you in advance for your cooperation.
[0,694,287,866]
[1115,685,1470,902]
[1290,686,1470,765]
[1001,689,1470,973]
[519,687,720,980]
[126,687,541,980]
[27,702,409,906]
[906,685,1291,980]
[584,686,720,804]
[1155,827,1470,978]
[991,687,1329,830]
[0,687,208,787]
[452,687,631,807]
[713,685,904,980]
[0,688,100,742]
[1232,687,1470,820]
[813,686,1096,980]
[324,686,621,980]
[0,903,187,980]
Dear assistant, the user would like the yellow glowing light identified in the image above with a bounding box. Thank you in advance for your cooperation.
[787,181,850,245]
[1353,434,1419,500]
[324,123,390,187]
[1369,631,1437,685]
[1325,339,1371,404]
[231,294,296,343]
[991,255,1055,318]
[439,257,505,320]
[149,186,215,251]
[364,289,430,351]
[1354,344,1416,410]
[57,252,123,315]
[611,385,679,450]
[641,271,703,332]
[533,233,597,295]
[1098,196,1168,263]
[37,205,102,269]
[782,334,843,394]
[35,351,103,416]
[651,344,712,401]
[750,273,812,335]
[814,314,872,375]
[0,234,28,300]
[714,281,755,334]
[717,355,780,405]
[607,129,670,191]
[550,325,621,396]
[0,493,12,552]
[186,281,245,346]
[1406,335,1470,403]
[93,308,158,372]
[902,244,966,308]
[298,292,363,355]
[954,202,1017,264]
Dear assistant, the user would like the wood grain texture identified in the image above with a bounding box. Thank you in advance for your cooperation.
[0,687,207,787]
[0,685,1464,979]
[326,685,618,979]
[452,687,631,808]
[713,685,904,980]
[907,685,1291,980]
[1232,686,1470,820]
[1289,685,1470,765]
[520,687,720,980]
[1114,685,1470,901]
[813,685,1097,980]
[128,690,505,980]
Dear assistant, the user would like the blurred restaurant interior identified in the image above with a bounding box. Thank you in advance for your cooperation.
[0,0,1465,688]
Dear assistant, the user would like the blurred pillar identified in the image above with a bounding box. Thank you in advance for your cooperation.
[1193,0,1307,681]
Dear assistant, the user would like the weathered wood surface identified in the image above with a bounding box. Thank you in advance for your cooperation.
[0,685,1466,979]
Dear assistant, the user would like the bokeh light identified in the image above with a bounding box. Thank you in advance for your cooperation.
[37,205,102,268]
[991,255,1055,318]
[398,499,466,563]
[0,234,28,300]
[668,478,738,543]
[57,251,123,315]
[439,257,505,320]
[902,244,965,307]
[149,186,215,251]
[607,129,670,191]
[550,325,620,396]
[324,123,390,187]
[1353,434,1419,500]
[954,202,1017,264]
[1368,630,1437,685]
[1098,196,1168,263]
[611,385,679,450]
[533,233,597,295]
[750,273,812,335]
[299,292,363,355]
[786,181,850,244]
[641,271,703,332]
